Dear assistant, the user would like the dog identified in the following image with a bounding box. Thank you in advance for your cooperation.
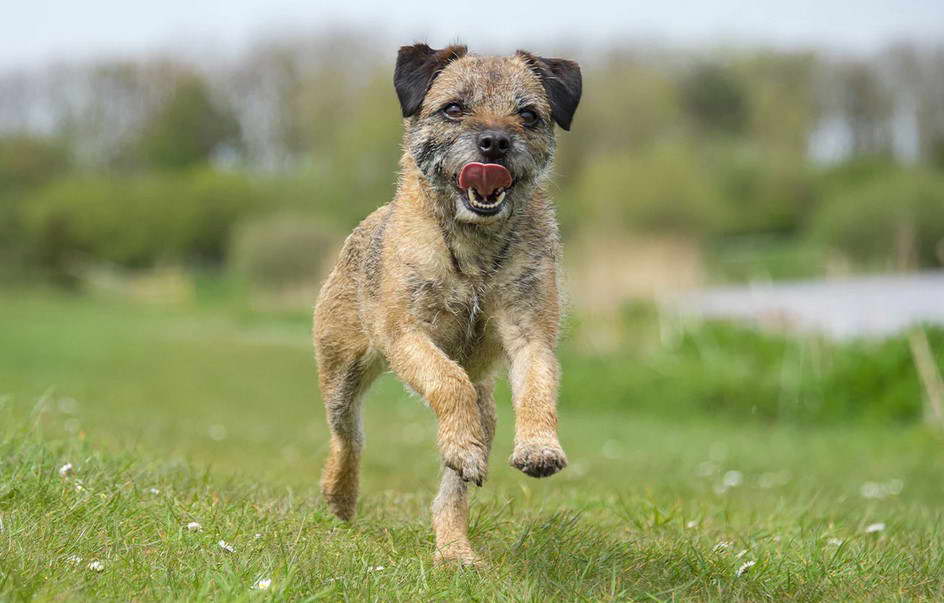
[313,43,581,565]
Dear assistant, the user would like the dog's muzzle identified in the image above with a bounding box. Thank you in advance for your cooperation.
[456,162,513,216]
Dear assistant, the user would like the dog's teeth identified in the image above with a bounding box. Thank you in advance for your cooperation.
[465,186,508,210]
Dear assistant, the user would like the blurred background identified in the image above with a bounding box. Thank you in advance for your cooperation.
[2,0,944,476]
[5,6,944,598]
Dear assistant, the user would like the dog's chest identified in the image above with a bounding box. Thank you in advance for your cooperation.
[406,269,490,353]
[409,271,481,324]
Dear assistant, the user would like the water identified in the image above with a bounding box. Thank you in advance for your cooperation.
[672,272,944,339]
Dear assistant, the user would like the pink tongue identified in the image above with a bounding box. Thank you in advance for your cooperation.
[458,162,512,198]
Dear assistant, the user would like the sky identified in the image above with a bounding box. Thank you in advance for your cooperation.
[2,0,943,70]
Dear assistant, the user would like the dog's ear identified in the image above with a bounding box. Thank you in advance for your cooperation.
[516,51,582,131]
[394,43,468,118]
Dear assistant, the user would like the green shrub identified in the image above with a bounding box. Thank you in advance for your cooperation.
[574,143,725,237]
[0,135,72,280]
[809,167,944,267]
[229,212,339,291]
[560,304,943,425]
[711,146,819,236]
[0,135,70,193]
[18,169,258,274]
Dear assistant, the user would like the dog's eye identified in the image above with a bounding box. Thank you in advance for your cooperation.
[442,103,464,120]
[518,108,540,127]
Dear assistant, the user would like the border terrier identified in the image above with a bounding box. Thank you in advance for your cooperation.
[313,43,581,565]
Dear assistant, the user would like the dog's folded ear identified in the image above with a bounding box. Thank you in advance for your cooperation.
[394,44,468,118]
[516,51,582,131]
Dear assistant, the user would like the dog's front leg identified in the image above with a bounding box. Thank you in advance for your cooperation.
[386,330,489,485]
[500,323,568,478]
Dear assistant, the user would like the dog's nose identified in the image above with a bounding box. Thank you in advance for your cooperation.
[477,130,511,161]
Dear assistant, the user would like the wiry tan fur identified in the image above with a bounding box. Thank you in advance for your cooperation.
[313,45,581,566]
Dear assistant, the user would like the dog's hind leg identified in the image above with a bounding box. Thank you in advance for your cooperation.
[433,381,496,566]
[316,343,380,521]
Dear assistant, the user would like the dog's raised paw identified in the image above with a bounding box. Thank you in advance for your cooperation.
[441,441,488,486]
[509,440,568,478]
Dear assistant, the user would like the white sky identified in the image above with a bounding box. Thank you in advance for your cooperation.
[2,0,943,70]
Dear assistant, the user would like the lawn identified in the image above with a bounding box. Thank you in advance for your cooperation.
[1,290,943,600]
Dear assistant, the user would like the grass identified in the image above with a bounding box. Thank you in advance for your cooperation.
[1,289,943,599]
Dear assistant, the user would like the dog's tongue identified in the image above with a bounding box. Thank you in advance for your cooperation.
[458,162,512,198]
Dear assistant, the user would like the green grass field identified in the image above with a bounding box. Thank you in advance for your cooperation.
[1,291,943,600]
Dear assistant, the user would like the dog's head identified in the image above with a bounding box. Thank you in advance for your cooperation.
[395,44,581,224]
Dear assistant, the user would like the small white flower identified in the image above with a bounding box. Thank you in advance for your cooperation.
[686,520,699,528]
[148,487,160,495]
[860,482,884,499]
[827,537,844,546]
[87,560,104,572]
[74,481,85,492]
[58,397,79,414]
[367,565,385,572]
[254,533,262,540]
[218,540,235,553]
[722,470,743,488]
[66,554,83,565]
[736,560,756,577]
[861,479,905,499]
[252,578,272,591]
[736,549,748,559]
[59,463,73,477]
[208,424,227,441]
[186,521,202,531]
[712,541,732,553]
[865,522,885,534]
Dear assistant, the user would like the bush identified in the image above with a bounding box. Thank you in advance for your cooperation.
[18,169,258,275]
[711,146,819,236]
[573,143,725,237]
[0,135,70,193]
[0,135,72,280]
[559,304,943,425]
[229,212,339,291]
[809,167,944,267]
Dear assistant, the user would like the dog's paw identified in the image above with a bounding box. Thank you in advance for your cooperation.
[434,546,485,568]
[320,482,357,521]
[440,437,489,486]
[509,439,568,478]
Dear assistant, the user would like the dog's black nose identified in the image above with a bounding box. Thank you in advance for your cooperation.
[477,130,511,161]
